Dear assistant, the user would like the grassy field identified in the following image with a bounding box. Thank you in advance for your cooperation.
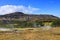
[0,27,60,40]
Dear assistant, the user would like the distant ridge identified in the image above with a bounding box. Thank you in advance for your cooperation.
[0,12,59,21]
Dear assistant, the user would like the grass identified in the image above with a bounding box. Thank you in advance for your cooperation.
[0,27,60,40]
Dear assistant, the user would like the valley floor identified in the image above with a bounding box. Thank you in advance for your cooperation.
[0,27,60,40]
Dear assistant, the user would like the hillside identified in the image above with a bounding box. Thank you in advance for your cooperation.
[0,12,59,21]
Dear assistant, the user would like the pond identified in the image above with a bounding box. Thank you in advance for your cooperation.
[0,28,12,31]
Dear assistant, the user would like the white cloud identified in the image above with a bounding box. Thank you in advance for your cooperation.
[0,5,40,15]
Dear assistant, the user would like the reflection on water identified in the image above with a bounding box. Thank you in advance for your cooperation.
[41,26,52,30]
[0,28,12,31]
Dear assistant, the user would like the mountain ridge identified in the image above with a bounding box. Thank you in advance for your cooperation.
[0,12,59,21]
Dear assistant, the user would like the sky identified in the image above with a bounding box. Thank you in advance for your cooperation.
[0,0,60,17]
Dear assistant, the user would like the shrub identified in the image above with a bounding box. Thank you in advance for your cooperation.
[35,20,44,26]
[51,19,60,27]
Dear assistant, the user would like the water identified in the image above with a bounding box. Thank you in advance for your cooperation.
[0,28,12,31]
[41,26,52,30]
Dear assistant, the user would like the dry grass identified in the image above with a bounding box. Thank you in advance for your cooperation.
[0,27,60,40]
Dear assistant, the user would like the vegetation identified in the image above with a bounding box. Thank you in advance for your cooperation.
[0,19,45,28]
[0,28,60,40]
[51,19,60,27]
[35,20,44,26]
[0,19,60,28]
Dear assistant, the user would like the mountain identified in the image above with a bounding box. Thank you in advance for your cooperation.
[0,12,59,21]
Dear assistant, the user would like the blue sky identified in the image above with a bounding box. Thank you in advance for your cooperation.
[0,0,60,17]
